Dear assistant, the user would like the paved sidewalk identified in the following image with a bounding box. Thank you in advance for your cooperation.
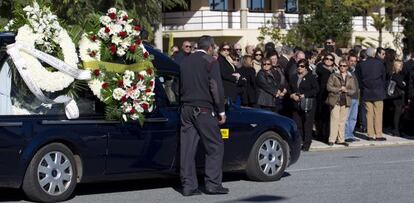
[310,132,414,151]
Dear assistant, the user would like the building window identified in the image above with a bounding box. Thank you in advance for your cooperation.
[210,0,227,11]
[248,0,264,11]
[285,0,298,13]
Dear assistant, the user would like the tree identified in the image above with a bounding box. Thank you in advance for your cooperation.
[397,0,414,54]
[370,12,391,47]
[343,0,388,31]
[295,0,353,48]
[0,0,188,41]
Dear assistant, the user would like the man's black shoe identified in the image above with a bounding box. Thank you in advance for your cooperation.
[376,137,387,141]
[205,186,229,195]
[328,142,334,146]
[367,137,376,141]
[182,189,202,197]
[345,138,354,142]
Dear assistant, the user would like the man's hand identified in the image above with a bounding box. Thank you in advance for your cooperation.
[232,73,241,80]
[218,114,226,125]
[340,86,347,92]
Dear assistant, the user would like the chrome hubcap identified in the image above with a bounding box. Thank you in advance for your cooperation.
[37,151,73,196]
[258,139,283,176]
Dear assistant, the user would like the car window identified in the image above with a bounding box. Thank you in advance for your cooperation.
[0,58,103,117]
[157,73,179,106]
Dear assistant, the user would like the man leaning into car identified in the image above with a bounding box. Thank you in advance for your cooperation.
[179,35,229,196]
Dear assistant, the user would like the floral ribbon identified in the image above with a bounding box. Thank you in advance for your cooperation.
[83,60,153,73]
[6,43,92,119]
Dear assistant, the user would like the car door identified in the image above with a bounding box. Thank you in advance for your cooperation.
[105,73,180,174]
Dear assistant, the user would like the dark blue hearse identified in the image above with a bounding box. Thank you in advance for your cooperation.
[0,32,301,202]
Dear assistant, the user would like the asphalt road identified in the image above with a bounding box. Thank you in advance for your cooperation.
[2,145,414,203]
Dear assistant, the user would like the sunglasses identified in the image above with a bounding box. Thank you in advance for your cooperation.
[339,65,348,67]
[264,63,272,65]
[222,48,230,51]
[326,41,333,45]
[298,64,306,68]
[325,58,334,61]
[184,45,192,48]
[255,53,263,56]
[235,49,242,51]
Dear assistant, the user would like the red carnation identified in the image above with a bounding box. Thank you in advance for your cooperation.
[90,35,97,41]
[129,44,136,53]
[110,44,117,54]
[146,68,153,75]
[93,69,100,76]
[134,25,141,31]
[145,89,151,93]
[104,27,110,33]
[102,82,109,89]
[136,74,144,81]
[119,31,127,38]
[108,12,116,20]
[89,50,97,57]
[149,81,154,87]
[121,95,127,103]
[117,80,124,87]
[123,15,128,21]
[135,39,142,45]
[141,103,149,110]
[143,52,149,59]
[130,108,135,114]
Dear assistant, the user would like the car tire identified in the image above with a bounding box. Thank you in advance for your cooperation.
[246,131,289,181]
[22,143,77,203]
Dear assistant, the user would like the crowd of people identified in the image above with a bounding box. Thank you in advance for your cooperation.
[172,39,414,151]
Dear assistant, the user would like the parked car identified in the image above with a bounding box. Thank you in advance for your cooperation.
[0,32,301,202]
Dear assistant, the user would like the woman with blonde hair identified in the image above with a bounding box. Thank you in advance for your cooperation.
[326,59,356,146]
[238,55,257,106]
[387,60,406,137]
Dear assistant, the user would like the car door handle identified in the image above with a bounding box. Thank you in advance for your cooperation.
[0,122,23,127]
[145,117,169,123]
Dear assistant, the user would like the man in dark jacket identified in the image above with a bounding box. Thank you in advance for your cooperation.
[173,41,192,65]
[179,35,229,196]
[356,48,387,141]
[278,45,292,71]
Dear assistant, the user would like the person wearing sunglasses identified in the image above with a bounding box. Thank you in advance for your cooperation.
[252,49,264,75]
[315,53,337,143]
[217,42,241,102]
[269,51,287,114]
[323,37,342,57]
[256,58,280,112]
[288,59,319,151]
[172,40,192,65]
[326,59,357,146]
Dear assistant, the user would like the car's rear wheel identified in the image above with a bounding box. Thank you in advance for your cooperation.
[246,131,289,181]
[22,143,77,203]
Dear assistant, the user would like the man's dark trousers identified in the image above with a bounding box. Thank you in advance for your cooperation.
[180,105,224,191]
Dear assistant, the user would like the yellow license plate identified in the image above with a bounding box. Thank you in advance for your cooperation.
[221,129,229,139]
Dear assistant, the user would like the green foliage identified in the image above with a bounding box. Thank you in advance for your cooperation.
[258,18,283,44]
[296,0,353,48]
[397,0,414,54]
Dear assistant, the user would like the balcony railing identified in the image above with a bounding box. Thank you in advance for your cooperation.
[162,10,404,33]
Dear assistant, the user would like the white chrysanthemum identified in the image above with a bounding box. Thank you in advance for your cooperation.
[113,88,126,100]
[120,37,131,49]
[109,24,123,35]
[118,10,128,18]
[111,35,122,45]
[98,28,109,40]
[100,16,112,26]
[79,34,101,62]
[122,103,133,113]
[116,47,126,57]
[108,8,117,14]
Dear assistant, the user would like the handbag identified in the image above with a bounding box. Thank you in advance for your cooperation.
[300,97,314,112]
[387,80,397,96]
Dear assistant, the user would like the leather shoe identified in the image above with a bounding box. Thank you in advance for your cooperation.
[328,142,334,146]
[205,186,229,195]
[182,189,202,196]
[376,137,387,141]
[367,137,376,141]
[345,138,354,142]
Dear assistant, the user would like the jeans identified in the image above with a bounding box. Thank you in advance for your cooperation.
[345,99,359,139]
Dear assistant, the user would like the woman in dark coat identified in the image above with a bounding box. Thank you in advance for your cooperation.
[387,60,406,137]
[238,55,257,107]
[217,42,240,102]
[289,59,319,151]
[256,58,279,111]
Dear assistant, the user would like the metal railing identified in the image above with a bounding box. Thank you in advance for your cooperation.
[162,11,404,32]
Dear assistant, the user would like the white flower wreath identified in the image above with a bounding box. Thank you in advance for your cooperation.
[15,25,78,93]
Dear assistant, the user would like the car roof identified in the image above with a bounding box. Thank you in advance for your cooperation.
[0,32,179,74]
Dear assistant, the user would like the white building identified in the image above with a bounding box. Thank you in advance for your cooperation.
[161,0,403,52]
